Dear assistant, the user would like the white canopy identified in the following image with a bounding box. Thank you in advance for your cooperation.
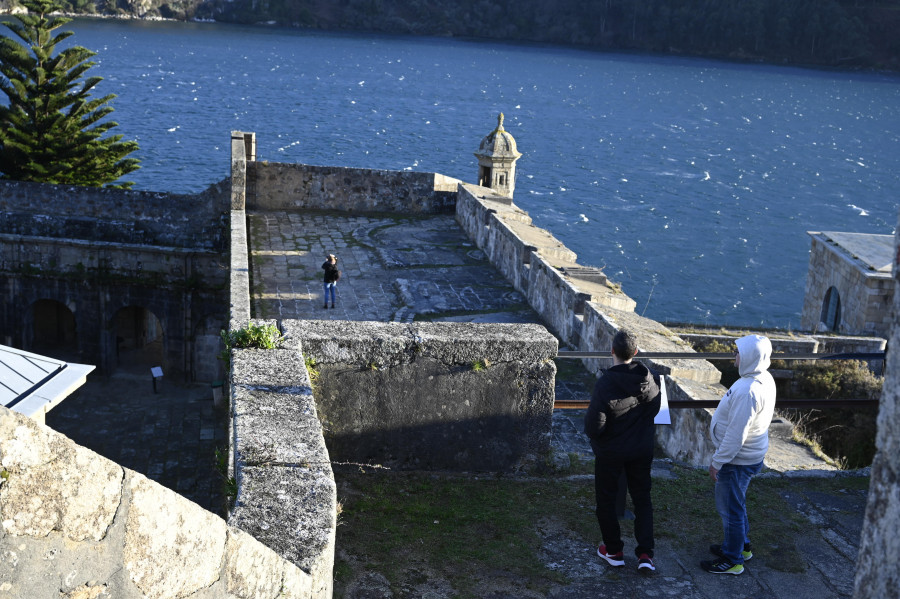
[0,345,94,424]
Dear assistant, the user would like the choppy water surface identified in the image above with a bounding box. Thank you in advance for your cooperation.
[66,19,900,328]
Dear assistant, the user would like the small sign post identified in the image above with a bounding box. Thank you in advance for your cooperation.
[151,366,163,393]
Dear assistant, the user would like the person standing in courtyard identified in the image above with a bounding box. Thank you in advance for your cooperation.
[585,329,661,574]
[322,253,340,309]
[701,334,776,575]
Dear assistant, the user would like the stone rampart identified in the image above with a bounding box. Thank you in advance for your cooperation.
[247,161,461,214]
[284,319,558,471]
[453,184,727,465]
[0,405,315,599]
[228,341,336,599]
[0,178,230,250]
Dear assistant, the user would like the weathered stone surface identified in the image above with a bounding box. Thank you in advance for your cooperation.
[123,473,227,599]
[232,386,326,467]
[232,347,310,390]
[853,223,900,597]
[289,320,557,369]
[0,407,123,542]
[229,464,336,585]
[225,528,311,599]
[248,162,459,214]
[291,320,557,470]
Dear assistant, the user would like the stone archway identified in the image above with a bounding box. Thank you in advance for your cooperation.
[31,299,77,360]
[113,306,165,371]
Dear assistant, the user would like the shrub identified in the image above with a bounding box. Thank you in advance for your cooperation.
[218,323,283,368]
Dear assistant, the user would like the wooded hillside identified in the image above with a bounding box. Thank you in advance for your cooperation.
[2,0,898,70]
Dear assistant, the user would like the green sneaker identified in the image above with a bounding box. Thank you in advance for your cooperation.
[709,543,752,561]
[701,558,744,575]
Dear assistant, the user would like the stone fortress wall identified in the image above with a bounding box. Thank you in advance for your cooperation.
[0,404,317,599]
[0,178,232,380]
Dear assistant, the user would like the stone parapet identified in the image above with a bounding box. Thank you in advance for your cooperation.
[285,319,558,471]
[580,305,721,385]
[248,162,460,213]
[0,405,313,599]
[0,233,225,287]
[0,178,230,250]
[228,342,336,598]
[229,209,252,330]
[455,185,636,344]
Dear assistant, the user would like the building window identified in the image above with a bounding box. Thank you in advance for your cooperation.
[820,286,841,331]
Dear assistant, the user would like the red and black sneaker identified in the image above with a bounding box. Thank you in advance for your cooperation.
[597,544,625,567]
[637,553,655,574]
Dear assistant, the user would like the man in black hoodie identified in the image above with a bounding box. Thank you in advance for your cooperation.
[585,329,661,574]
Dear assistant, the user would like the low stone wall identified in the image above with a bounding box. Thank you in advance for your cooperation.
[0,405,314,599]
[228,342,336,599]
[0,233,224,286]
[0,178,230,250]
[229,209,252,331]
[248,161,461,214]
[286,319,558,471]
[455,185,636,345]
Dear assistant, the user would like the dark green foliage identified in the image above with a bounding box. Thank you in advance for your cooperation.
[785,360,882,468]
[0,0,139,187]
[27,0,900,70]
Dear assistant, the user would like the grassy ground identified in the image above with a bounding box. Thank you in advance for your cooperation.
[333,463,869,598]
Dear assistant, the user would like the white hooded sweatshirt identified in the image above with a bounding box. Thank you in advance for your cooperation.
[709,334,776,470]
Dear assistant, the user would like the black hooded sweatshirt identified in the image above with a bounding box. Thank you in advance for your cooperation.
[584,361,661,458]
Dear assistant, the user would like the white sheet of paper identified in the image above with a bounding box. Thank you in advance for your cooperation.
[654,374,671,425]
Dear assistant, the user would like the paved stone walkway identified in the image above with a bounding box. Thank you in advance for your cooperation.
[248,210,542,324]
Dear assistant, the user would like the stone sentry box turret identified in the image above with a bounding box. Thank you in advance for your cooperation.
[474,113,522,202]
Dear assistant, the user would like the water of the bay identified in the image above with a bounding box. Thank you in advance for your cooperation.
[63,19,900,329]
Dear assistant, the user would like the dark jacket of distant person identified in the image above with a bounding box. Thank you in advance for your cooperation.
[584,362,661,458]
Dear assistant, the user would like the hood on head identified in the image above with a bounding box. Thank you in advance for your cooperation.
[736,334,772,377]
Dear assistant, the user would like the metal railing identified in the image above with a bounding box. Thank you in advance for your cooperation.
[554,350,884,409]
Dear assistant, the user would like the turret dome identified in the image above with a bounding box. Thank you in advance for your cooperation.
[474,113,522,161]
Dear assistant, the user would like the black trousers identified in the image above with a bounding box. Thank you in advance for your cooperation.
[594,451,654,558]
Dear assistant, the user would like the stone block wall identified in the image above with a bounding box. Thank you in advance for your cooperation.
[453,183,726,466]
[455,184,636,344]
[228,343,337,599]
[0,178,231,250]
[0,405,315,599]
[801,233,894,336]
[285,319,558,471]
[853,224,900,598]
[247,161,461,214]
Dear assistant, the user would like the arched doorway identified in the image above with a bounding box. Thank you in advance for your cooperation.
[820,286,842,332]
[114,306,165,371]
[31,299,77,360]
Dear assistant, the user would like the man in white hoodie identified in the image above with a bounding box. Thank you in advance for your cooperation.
[701,334,776,575]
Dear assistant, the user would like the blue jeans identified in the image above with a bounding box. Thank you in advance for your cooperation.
[323,282,336,305]
[715,461,763,564]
